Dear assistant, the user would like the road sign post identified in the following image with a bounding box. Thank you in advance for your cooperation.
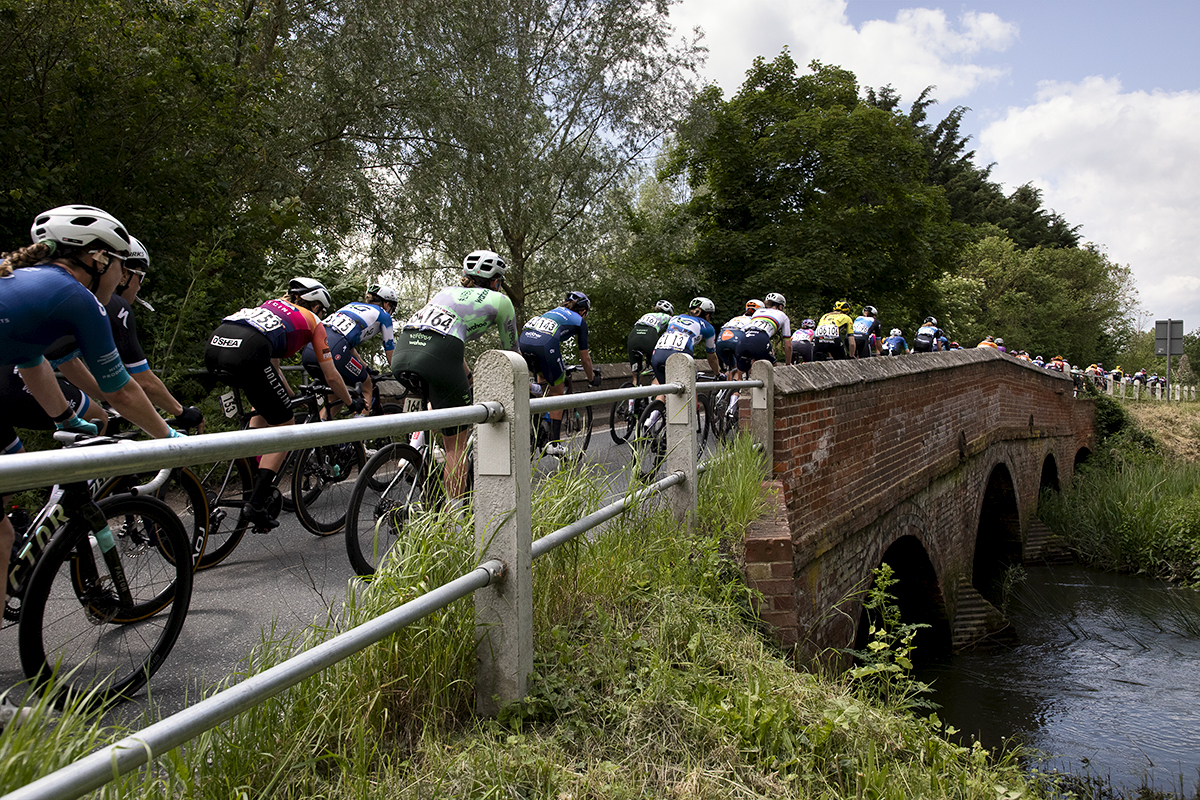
[1155,319,1184,401]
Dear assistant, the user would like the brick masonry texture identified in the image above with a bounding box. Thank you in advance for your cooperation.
[741,348,1095,662]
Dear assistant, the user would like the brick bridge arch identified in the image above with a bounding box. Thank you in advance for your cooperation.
[744,348,1095,664]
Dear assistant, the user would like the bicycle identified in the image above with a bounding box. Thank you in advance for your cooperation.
[702,373,739,444]
[6,436,193,707]
[344,371,474,577]
[528,362,594,459]
[633,382,712,477]
[197,375,366,567]
[609,350,653,445]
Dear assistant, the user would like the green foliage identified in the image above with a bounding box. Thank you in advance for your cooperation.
[665,53,961,320]
[934,236,1138,362]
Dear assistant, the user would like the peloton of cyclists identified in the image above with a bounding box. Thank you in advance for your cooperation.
[391,250,518,499]
[206,277,359,530]
[518,290,601,457]
[716,299,762,378]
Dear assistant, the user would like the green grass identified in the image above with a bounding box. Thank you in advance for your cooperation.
[3,436,1049,799]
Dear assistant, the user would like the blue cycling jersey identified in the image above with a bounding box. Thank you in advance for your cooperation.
[519,306,589,350]
[654,314,718,355]
[0,265,130,393]
[323,302,395,351]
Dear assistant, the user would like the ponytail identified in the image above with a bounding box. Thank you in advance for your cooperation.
[0,241,56,277]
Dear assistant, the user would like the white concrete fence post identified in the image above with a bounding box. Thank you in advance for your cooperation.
[1107,375,1114,395]
[750,360,775,475]
[472,350,534,716]
[664,352,698,532]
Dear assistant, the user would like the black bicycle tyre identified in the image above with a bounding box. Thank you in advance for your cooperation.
[19,495,193,707]
[345,442,423,576]
[635,399,667,477]
[609,382,637,445]
[561,402,593,455]
[292,441,367,535]
[195,456,254,569]
[695,393,712,455]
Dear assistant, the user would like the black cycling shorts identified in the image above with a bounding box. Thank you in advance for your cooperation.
[301,333,366,387]
[626,330,659,374]
[205,323,293,425]
[814,339,848,361]
[791,340,815,364]
[390,329,471,436]
[734,328,775,373]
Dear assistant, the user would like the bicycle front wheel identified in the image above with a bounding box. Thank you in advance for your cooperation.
[195,456,254,569]
[561,402,593,455]
[345,443,423,576]
[19,495,193,707]
[609,382,637,444]
[293,441,367,535]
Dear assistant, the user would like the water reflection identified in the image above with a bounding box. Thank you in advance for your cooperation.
[919,565,1200,796]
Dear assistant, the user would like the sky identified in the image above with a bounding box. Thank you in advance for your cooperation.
[667,0,1200,330]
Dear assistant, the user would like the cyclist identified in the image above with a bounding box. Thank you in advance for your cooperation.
[735,292,792,372]
[391,249,518,498]
[716,299,762,377]
[205,277,358,530]
[46,236,204,431]
[627,299,673,385]
[650,297,722,384]
[912,317,945,353]
[994,337,1007,353]
[518,290,600,457]
[852,305,882,358]
[0,205,182,610]
[881,328,908,356]
[813,300,856,360]
[790,318,817,364]
[301,283,398,413]
[977,335,998,349]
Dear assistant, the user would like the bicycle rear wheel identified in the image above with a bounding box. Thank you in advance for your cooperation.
[634,399,667,478]
[195,456,254,569]
[292,441,367,535]
[560,402,593,456]
[344,443,423,576]
[609,382,637,444]
[19,495,193,707]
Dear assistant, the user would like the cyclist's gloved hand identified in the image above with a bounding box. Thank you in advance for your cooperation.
[590,368,602,387]
[167,427,188,439]
[718,372,728,381]
[176,405,204,430]
[54,414,98,436]
[349,397,366,414]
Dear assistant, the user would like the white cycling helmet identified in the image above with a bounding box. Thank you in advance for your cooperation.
[654,299,674,315]
[890,328,901,337]
[690,296,715,315]
[126,236,149,269]
[367,283,399,303]
[31,205,131,255]
[288,277,331,310]
[863,305,878,317]
[765,292,786,307]
[462,250,506,280]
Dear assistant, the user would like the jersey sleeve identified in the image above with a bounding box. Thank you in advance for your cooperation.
[378,310,395,352]
[59,290,130,393]
[109,298,150,374]
[577,319,589,351]
[496,297,518,351]
[701,321,717,353]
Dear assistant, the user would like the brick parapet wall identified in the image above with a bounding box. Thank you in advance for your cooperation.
[742,480,798,648]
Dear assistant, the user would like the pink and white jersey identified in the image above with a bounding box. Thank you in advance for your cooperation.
[223,298,322,359]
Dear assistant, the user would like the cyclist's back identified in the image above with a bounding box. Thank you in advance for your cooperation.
[716,299,760,374]
[735,293,791,371]
[852,306,882,358]
[911,317,945,353]
[628,300,673,379]
[790,319,817,364]
[813,301,855,360]
[650,297,720,383]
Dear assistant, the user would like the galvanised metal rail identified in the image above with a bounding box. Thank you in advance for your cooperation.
[2,352,774,800]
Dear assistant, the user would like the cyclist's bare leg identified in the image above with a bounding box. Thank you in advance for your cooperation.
[249,414,294,474]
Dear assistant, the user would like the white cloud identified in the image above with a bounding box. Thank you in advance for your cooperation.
[670,0,1016,101]
[981,77,1200,324]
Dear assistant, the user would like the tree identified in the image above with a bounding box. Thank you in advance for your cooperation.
[366,0,703,320]
[664,53,960,322]
[936,236,1138,364]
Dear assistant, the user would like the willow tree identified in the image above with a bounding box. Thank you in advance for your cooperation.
[370,0,703,318]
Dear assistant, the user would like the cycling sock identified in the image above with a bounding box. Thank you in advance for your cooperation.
[249,468,278,508]
[549,415,563,442]
[729,392,740,409]
[646,409,662,428]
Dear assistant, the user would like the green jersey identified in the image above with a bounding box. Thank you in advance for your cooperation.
[404,286,518,351]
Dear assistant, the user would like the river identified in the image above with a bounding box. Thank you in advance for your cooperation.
[919,565,1200,797]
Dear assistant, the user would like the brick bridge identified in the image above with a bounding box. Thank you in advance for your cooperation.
[741,348,1096,664]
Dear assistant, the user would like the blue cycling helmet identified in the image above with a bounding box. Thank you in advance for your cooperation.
[566,290,591,311]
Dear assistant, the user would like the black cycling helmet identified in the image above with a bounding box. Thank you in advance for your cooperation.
[566,290,591,311]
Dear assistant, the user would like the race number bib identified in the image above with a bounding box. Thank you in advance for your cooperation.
[815,324,841,340]
[637,313,663,327]
[853,319,871,334]
[524,316,559,336]
[226,307,283,333]
[406,304,457,335]
[656,331,691,351]
[328,313,359,337]
[402,395,424,414]
[749,317,777,334]
[220,391,239,418]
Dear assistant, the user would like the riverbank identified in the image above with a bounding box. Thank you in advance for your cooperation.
[2,438,1050,799]
[1039,393,1200,587]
